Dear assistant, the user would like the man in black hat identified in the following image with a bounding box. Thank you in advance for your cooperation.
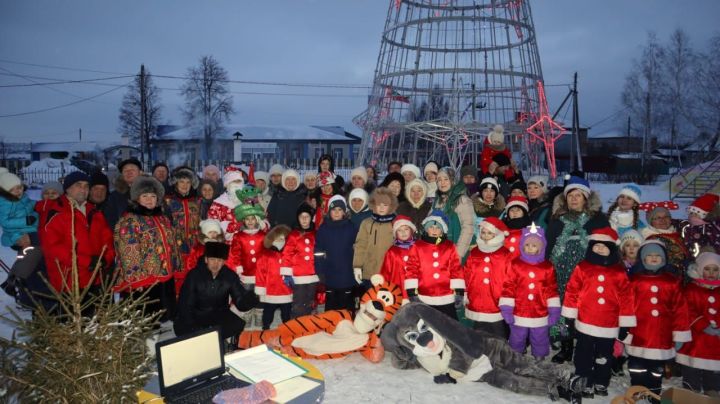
[174,242,259,347]
[104,158,143,228]
[88,171,109,208]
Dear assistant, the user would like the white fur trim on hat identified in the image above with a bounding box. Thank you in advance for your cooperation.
[350,166,368,183]
[424,161,439,175]
[200,219,222,237]
[488,124,505,145]
[400,164,421,180]
[393,217,417,234]
[348,188,369,210]
[422,215,448,233]
[0,172,22,192]
[618,185,642,204]
[619,229,644,248]
[506,198,529,213]
[254,171,269,184]
[527,175,548,193]
[281,169,300,191]
[564,183,591,198]
[223,171,244,187]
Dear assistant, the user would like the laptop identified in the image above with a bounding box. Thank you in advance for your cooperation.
[156,327,247,403]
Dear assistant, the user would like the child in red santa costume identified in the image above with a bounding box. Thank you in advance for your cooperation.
[255,225,293,330]
[502,196,531,259]
[561,227,636,398]
[404,210,465,320]
[464,216,513,338]
[380,215,418,305]
[676,251,720,396]
[281,202,319,318]
[624,239,691,397]
[499,223,560,360]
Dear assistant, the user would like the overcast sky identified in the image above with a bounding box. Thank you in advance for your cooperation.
[0,0,718,143]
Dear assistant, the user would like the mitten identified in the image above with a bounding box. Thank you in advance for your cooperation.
[703,325,720,336]
[547,307,561,325]
[89,256,102,272]
[617,327,629,341]
[353,268,362,284]
[26,215,37,226]
[453,289,464,309]
[407,288,420,303]
[674,342,684,351]
[282,276,295,289]
[613,340,624,358]
[499,305,514,325]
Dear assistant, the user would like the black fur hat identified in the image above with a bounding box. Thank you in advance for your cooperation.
[130,174,165,201]
[170,166,199,189]
[204,241,229,260]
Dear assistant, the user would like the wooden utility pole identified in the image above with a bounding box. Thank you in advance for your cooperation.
[642,93,650,177]
[139,64,147,163]
[572,72,582,172]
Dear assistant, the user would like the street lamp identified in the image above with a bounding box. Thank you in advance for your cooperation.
[233,131,243,164]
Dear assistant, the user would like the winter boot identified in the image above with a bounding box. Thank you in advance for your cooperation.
[580,386,594,399]
[552,339,574,364]
[593,384,608,396]
[611,355,626,376]
[556,375,584,404]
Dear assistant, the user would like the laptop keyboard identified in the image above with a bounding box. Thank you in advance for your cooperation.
[168,376,247,404]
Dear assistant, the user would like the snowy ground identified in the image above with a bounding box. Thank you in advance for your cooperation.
[0,184,689,403]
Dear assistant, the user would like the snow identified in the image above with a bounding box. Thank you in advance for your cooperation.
[0,186,691,403]
[20,158,80,187]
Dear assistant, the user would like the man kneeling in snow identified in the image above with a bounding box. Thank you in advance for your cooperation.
[174,242,258,347]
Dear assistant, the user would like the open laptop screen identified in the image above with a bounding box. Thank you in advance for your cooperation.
[157,328,224,395]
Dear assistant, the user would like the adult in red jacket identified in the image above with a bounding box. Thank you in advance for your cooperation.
[625,240,691,396]
[404,211,465,320]
[42,172,115,299]
[464,216,512,338]
[675,252,720,394]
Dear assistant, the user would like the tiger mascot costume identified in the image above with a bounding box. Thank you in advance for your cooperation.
[238,275,402,363]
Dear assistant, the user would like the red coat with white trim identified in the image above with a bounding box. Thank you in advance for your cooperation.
[463,246,512,322]
[281,229,318,284]
[676,282,720,371]
[255,248,293,304]
[625,272,691,360]
[227,229,266,285]
[380,244,416,302]
[503,229,522,260]
[404,239,464,306]
[561,260,636,338]
[207,194,241,241]
[499,258,559,328]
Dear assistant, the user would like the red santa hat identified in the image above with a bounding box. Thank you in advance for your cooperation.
[687,194,719,219]
[588,227,619,244]
[479,216,510,237]
[505,196,529,213]
[392,215,417,234]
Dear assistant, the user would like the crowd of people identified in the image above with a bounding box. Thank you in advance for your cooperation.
[1,127,719,399]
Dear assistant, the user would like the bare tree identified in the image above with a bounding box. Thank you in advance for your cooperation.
[621,32,667,143]
[181,56,233,160]
[118,65,161,161]
[661,29,698,153]
[694,33,720,157]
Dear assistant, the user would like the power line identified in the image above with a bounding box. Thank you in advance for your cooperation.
[586,106,631,129]
[0,74,134,88]
[0,81,130,118]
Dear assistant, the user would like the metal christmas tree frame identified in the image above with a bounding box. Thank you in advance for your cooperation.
[356,0,549,173]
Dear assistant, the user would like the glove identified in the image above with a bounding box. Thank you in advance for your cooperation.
[89,256,103,272]
[674,342,684,351]
[407,288,420,303]
[353,268,362,284]
[613,340,624,358]
[26,215,37,226]
[499,305,514,325]
[617,327,629,341]
[433,374,457,384]
[548,307,561,325]
[703,325,720,336]
[454,289,464,310]
[282,276,295,289]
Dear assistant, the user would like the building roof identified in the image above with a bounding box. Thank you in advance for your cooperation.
[30,142,117,153]
[155,125,360,143]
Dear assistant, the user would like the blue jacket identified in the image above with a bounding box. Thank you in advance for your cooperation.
[314,217,357,289]
[0,191,38,247]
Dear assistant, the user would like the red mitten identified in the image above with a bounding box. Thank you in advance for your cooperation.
[613,340,624,358]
